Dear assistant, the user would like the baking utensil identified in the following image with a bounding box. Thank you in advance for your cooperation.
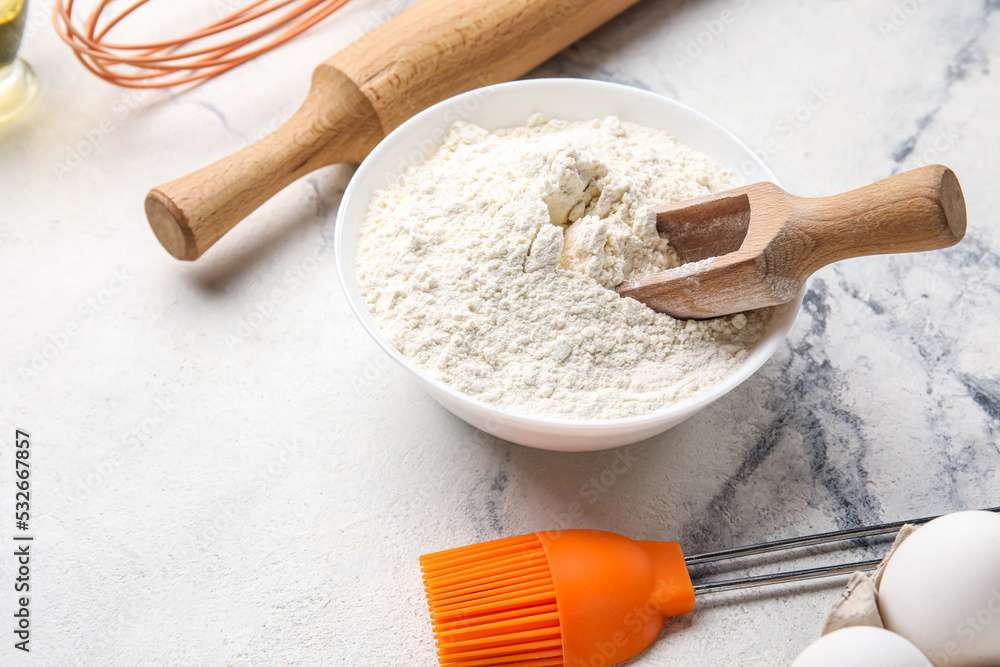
[53,0,354,88]
[420,507,1000,666]
[335,78,799,451]
[616,164,967,319]
[144,0,643,260]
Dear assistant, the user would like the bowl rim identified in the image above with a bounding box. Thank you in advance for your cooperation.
[335,77,799,432]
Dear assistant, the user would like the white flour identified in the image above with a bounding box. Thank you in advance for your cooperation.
[356,115,772,420]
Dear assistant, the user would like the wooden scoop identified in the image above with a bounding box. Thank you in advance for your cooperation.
[615,164,967,319]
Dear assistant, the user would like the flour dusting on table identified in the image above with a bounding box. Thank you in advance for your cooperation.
[356,115,772,420]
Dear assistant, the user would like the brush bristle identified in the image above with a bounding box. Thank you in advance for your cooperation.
[420,534,563,666]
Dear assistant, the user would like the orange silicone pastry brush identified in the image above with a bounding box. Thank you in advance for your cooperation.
[421,530,693,667]
[419,507,1000,667]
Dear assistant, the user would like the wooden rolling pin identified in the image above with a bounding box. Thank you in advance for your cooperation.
[145,0,643,260]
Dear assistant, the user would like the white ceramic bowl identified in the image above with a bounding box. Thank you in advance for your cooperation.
[335,78,800,451]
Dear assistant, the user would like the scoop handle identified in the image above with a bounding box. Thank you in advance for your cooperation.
[788,164,967,276]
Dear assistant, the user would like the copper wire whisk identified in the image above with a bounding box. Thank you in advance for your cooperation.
[53,0,354,88]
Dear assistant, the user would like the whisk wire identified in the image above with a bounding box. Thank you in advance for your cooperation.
[53,0,355,88]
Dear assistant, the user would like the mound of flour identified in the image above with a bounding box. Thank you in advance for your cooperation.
[356,115,772,420]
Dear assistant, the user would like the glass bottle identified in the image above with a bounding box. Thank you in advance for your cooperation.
[0,0,36,123]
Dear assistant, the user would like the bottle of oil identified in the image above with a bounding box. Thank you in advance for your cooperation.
[0,0,36,123]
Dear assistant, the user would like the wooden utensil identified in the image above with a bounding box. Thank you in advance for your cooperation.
[144,0,643,261]
[615,164,967,319]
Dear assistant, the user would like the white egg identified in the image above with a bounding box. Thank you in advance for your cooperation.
[879,510,1000,667]
[791,626,932,667]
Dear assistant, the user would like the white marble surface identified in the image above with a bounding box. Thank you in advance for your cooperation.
[2,0,999,665]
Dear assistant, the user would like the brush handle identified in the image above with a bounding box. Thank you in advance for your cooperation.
[786,164,967,278]
[145,0,643,260]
